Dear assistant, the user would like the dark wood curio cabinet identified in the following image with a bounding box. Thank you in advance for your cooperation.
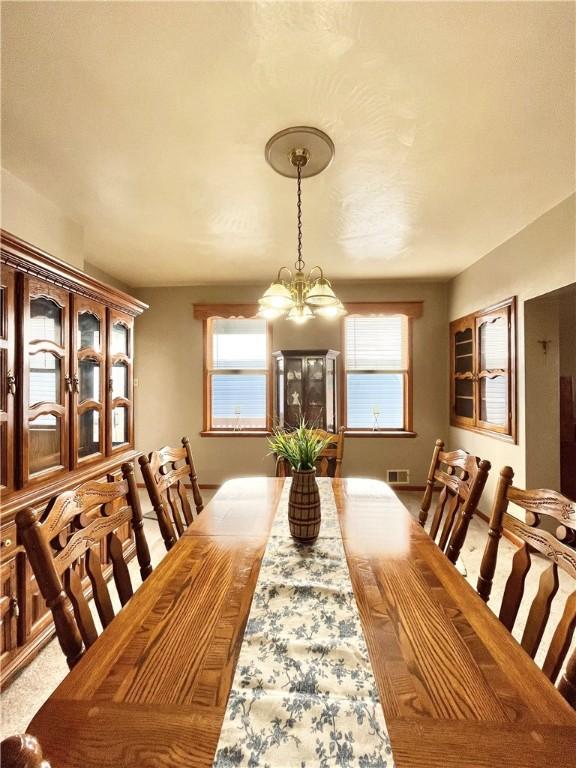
[273,350,339,432]
[450,297,516,441]
[0,231,147,687]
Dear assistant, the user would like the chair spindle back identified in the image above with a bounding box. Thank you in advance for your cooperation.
[418,439,491,564]
[139,436,203,550]
[477,466,576,704]
[16,464,152,669]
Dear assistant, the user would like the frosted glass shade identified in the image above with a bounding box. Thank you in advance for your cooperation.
[259,282,294,310]
[305,278,338,307]
[257,306,285,319]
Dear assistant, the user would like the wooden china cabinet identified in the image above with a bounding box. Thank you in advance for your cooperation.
[273,350,339,431]
[0,231,147,687]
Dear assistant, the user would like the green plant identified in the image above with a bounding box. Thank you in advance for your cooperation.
[268,420,332,472]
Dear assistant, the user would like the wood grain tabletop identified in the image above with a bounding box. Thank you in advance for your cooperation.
[28,477,576,768]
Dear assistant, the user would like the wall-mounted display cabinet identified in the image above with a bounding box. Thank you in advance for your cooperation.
[450,297,516,441]
[0,231,147,687]
[273,349,339,432]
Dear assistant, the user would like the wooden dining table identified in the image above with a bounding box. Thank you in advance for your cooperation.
[28,477,576,768]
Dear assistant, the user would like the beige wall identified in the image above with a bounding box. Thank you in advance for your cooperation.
[448,194,576,507]
[83,260,132,293]
[524,294,561,489]
[1,168,84,269]
[1,169,131,295]
[133,281,449,486]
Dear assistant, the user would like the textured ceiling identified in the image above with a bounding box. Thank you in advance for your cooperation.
[2,1,574,286]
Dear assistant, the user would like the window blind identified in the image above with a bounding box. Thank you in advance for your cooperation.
[211,318,267,370]
[211,374,267,429]
[209,318,268,429]
[30,316,57,343]
[344,315,408,429]
[346,373,404,429]
[479,317,507,371]
[345,316,406,370]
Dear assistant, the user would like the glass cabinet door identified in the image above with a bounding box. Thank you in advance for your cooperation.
[325,357,336,433]
[275,356,285,429]
[274,351,339,432]
[284,357,303,429]
[107,309,134,453]
[451,318,475,427]
[305,357,325,428]
[0,266,15,493]
[476,307,511,434]
[72,297,106,466]
[23,278,69,483]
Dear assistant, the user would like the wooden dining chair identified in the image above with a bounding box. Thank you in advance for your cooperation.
[139,436,203,551]
[16,463,152,669]
[418,438,491,564]
[477,466,576,705]
[275,427,345,479]
[1,734,52,768]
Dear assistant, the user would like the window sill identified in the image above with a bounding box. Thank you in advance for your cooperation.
[343,430,418,438]
[200,431,272,438]
[449,420,516,444]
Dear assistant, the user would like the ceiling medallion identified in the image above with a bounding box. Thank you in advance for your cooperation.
[258,126,345,324]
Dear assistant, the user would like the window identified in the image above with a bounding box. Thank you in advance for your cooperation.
[206,317,270,431]
[450,297,516,441]
[344,314,411,431]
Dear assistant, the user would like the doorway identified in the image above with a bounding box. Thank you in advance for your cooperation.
[525,283,576,499]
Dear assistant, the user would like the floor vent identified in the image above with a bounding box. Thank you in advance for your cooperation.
[386,469,410,484]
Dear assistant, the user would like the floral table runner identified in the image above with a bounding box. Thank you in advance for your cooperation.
[213,478,395,768]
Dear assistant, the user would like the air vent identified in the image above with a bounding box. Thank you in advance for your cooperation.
[386,469,410,484]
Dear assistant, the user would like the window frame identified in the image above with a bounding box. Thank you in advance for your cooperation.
[196,306,272,436]
[340,303,419,436]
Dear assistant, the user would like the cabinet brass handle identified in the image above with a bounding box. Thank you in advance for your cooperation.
[1,538,12,547]
[73,376,80,393]
[9,595,19,619]
[65,375,73,393]
[6,370,16,396]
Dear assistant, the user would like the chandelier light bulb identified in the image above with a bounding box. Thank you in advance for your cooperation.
[315,301,347,318]
[288,305,314,324]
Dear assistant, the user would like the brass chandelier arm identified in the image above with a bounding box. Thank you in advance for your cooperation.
[308,266,325,281]
[276,266,293,283]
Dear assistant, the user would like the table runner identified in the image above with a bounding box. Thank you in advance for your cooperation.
[213,478,395,767]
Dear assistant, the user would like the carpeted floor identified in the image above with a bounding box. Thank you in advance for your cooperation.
[1,488,573,739]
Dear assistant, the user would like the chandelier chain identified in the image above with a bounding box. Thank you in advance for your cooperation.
[295,163,304,272]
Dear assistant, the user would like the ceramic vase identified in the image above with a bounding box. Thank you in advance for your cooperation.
[288,468,321,543]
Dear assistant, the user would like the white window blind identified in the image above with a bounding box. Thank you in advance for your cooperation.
[209,318,268,429]
[211,318,267,370]
[345,315,408,430]
[345,316,406,370]
[29,352,60,426]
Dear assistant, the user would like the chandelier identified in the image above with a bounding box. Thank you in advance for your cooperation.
[258,126,346,324]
